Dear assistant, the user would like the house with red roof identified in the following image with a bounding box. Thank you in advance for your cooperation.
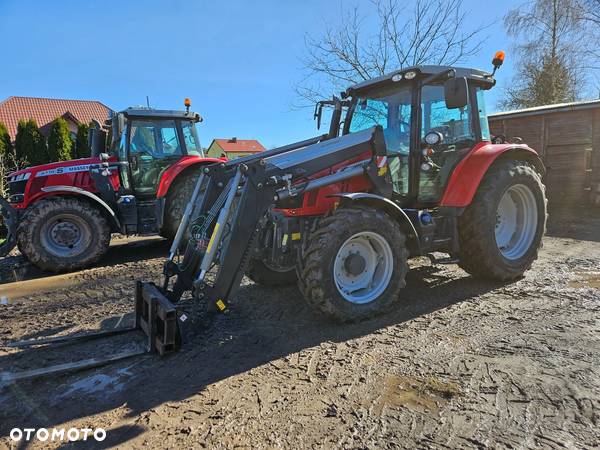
[0,96,113,141]
[206,137,265,159]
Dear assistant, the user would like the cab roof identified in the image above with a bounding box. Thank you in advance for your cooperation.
[345,65,493,97]
[120,108,201,122]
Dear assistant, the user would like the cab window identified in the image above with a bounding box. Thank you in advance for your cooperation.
[418,84,475,203]
[476,88,491,141]
[349,85,413,195]
[130,120,182,158]
[421,84,475,147]
[128,120,183,197]
[182,121,203,156]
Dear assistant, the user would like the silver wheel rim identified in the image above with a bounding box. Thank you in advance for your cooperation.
[333,231,394,304]
[40,213,92,258]
[495,184,538,260]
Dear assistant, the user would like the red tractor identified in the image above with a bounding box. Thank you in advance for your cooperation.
[139,51,547,326]
[0,102,224,271]
[1,53,550,380]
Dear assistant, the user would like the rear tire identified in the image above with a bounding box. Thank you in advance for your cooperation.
[297,205,409,322]
[458,159,546,281]
[246,258,297,286]
[163,168,203,241]
[17,197,111,272]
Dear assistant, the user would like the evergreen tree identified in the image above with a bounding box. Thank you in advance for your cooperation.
[47,117,73,162]
[74,123,90,159]
[0,122,14,198]
[14,119,48,166]
[0,122,13,161]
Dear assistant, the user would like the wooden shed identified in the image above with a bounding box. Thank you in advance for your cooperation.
[488,100,600,208]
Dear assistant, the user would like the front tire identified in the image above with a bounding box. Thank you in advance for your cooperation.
[163,168,203,241]
[458,159,546,280]
[246,258,297,286]
[17,197,111,272]
[297,205,409,322]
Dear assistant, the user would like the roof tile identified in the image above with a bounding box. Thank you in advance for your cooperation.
[212,138,265,153]
[0,96,113,139]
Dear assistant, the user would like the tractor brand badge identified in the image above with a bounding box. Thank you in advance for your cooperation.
[35,164,93,178]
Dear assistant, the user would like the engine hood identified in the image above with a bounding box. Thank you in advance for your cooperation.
[8,157,102,181]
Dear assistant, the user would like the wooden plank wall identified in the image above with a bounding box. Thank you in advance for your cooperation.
[489,108,599,207]
[592,110,600,206]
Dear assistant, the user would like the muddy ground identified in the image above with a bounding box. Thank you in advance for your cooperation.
[0,209,598,449]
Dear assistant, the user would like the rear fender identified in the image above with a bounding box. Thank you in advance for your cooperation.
[440,143,545,208]
[40,186,122,231]
[329,192,420,255]
[156,156,223,199]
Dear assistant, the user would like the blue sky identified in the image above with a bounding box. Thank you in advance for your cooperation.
[0,0,519,148]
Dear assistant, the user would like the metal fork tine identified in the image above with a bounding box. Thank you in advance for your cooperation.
[7,327,136,348]
[0,347,147,384]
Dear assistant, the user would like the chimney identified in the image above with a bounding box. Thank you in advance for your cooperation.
[228,137,237,143]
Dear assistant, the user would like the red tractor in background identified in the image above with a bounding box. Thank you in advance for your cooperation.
[0,102,224,272]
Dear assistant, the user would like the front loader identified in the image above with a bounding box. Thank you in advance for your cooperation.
[1,52,547,383]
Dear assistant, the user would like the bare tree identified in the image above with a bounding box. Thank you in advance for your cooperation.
[576,0,600,78]
[296,0,486,104]
[577,0,600,26]
[501,0,592,109]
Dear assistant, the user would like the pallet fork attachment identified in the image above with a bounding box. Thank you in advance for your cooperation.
[0,282,181,384]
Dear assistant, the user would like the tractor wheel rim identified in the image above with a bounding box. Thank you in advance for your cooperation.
[41,214,92,258]
[495,184,538,260]
[263,260,295,273]
[333,231,394,304]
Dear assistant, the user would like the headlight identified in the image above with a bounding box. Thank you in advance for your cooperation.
[424,131,443,146]
[404,70,417,80]
[391,73,403,82]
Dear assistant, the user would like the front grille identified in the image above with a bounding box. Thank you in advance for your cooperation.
[9,180,27,196]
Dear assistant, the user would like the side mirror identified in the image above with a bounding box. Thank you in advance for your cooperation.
[89,128,107,157]
[444,77,469,109]
[313,102,324,130]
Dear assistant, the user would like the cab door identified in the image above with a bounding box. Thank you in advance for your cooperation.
[417,84,477,204]
[128,120,183,198]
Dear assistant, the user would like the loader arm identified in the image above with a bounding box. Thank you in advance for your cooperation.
[162,126,390,309]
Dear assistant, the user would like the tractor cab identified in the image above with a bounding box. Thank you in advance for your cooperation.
[343,65,496,208]
[96,106,204,199]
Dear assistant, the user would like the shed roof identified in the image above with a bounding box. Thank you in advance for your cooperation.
[489,99,600,120]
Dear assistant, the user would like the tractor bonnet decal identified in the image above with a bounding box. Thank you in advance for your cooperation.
[35,164,92,178]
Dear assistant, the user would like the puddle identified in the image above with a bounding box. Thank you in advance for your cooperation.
[60,366,133,398]
[0,273,86,301]
[568,271,600,289]
[372,374,460,415]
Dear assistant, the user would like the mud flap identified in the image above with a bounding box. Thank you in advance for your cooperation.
[0,197,17,257]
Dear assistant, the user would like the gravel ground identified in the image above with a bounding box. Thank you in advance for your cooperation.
[0,210,598,449]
